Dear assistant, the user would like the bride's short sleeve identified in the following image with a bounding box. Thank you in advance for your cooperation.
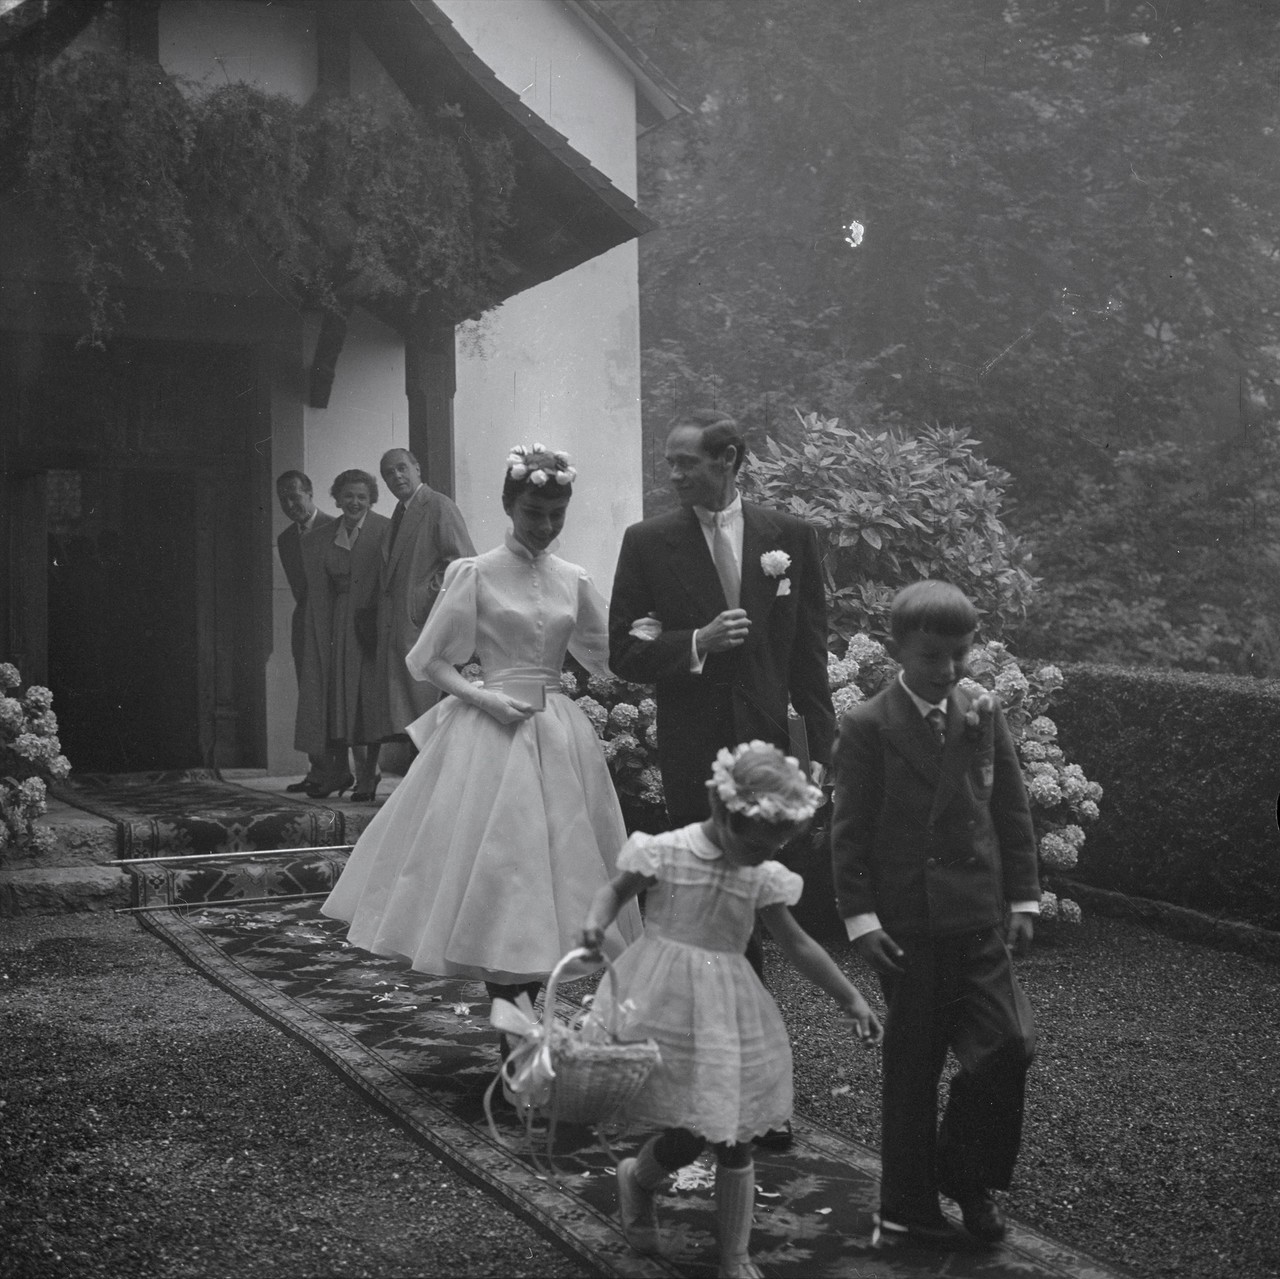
[405,558,478,680]
[616,831,666,878]
[757,861,804,909]
[567,567,612,678]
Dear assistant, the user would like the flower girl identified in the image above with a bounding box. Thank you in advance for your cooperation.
[581,741,883,1279]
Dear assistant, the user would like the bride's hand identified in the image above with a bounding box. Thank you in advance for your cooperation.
[477,690,536,725]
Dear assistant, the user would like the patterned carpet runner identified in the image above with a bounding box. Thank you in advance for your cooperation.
[53,770,345,861]
[131,856,1130,1279]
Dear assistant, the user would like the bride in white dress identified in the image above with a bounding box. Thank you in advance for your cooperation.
[322,445,642,1011]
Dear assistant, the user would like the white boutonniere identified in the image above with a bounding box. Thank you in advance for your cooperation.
[760,550,791,577]
[760,549,791,596]
[964,692,996,736]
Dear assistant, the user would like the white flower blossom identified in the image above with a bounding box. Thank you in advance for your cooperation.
[1020,741,1047,763]
[576,696,608,733]
[760,550,792,577]
[637,698,657,725]
[995,669,1030,701]
[24,686,54,712]
[1028,773,1063,807]
[0,697,24,735]
[559,670,580,695]
[832,684,864,716]
[1027,716,1058,742]
[0,663,19,690]
[609,703,640,731]
[1039,890,1059,920]
[1040,832,1078,870]
[1058,898,1083,924]
[587,673,617,700]
[1078,799,1100,822]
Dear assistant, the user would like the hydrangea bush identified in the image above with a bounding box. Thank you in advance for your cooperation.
[0,662,72,862]
[826,636,1099,924]
[559,667,665,823]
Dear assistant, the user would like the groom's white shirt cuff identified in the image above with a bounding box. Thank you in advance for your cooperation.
[844,900,1040,942]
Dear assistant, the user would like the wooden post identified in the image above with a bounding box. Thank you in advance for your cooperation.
[406,322,457,498]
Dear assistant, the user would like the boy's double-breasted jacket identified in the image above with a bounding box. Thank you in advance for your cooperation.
[609,501,835,820]
[830,680,1039,938]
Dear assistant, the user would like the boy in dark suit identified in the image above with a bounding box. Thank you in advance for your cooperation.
[830,580,1040,1247]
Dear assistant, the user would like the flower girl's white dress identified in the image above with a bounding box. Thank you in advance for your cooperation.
[322,535,641,982]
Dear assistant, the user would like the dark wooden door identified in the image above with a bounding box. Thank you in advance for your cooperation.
[1,332,269,772]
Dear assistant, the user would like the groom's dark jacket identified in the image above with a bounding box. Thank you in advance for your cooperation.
[609,501,835,821]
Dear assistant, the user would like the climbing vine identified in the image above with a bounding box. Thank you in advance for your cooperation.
[0,50,515,341]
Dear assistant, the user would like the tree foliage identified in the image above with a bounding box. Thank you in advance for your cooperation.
[0,50,515,340]
[603,0,1280,673]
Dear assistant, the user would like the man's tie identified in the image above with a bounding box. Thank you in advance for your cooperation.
[388,501,405,552]
[710,513,741,609]
[926,707,947,749]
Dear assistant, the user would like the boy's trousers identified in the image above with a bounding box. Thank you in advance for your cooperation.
[878,927,1036,1214]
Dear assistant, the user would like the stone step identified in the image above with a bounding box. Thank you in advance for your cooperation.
[1,772,395,917]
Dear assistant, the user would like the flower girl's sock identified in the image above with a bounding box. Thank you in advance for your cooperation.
[715,1161,762,1279]
[617,1139,669,1254]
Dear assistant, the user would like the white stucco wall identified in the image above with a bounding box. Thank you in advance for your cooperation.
[438,0,639,199]
[453,242,642,591]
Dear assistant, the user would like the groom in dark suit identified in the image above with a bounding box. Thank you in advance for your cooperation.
[610,409,834,814]
[610,409,835,1032]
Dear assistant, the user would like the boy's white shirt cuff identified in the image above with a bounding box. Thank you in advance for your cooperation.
[845,901,1040,941]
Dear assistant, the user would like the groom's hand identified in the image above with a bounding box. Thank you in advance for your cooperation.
[696,608,751,655]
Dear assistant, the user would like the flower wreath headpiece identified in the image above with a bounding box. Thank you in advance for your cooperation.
[707,740,823,824]
[505,443,577,487]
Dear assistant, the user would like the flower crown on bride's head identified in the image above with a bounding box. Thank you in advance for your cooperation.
[707,740,823,824]
[505,443,577,488]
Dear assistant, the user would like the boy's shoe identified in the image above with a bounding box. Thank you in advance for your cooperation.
[616,1157,661,1254]
[951,1190,1007,1243]
[872,1207,966,1249]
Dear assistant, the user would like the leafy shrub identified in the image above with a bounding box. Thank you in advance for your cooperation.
[1014,439,1280,677]
[1050,664,1280,931]
[740,412,1038,646]
[0,663,71,862]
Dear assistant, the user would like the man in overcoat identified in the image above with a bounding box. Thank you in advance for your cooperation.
[276,470,333,790]
[373,449,475,753]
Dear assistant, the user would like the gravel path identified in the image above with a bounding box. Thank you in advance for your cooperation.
[2,909,1277,1278]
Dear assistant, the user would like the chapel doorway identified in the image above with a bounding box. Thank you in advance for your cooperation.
[1,331,270,773]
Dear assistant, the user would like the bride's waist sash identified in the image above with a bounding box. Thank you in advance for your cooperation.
[483,665,561,707]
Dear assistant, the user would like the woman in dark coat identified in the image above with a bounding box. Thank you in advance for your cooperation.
[294,469,389,801]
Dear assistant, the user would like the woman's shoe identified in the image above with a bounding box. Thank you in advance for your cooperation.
[351,775,381,803]
[306,772,354,799]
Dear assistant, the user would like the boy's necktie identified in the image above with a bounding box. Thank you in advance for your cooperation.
[927,707,947,748]
[710,514,741,609]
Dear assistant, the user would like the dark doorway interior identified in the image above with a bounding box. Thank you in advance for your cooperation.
[2,331,270,773]
[47,469,201,771]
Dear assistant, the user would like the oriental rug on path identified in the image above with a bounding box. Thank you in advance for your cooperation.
[135,887,1131,1279]
[53,769,345,861]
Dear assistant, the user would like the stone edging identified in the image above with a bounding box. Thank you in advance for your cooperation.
[1058,878,1280,965]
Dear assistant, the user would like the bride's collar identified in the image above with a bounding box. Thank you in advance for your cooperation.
[504,531,559,560]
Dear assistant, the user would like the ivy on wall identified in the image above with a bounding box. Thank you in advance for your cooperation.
[0,50,516,340]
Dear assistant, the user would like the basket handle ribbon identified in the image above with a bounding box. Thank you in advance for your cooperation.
[490,992,556,1109]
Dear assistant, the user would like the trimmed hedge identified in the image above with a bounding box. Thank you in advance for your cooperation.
[1052,663,1280,931]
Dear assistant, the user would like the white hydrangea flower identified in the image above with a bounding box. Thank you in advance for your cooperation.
[1027,715,1058,741]
[1020,740,1047,763]
[1040,832,1078,870]
[1039,890,1059,920]
[1086,780,1104,801]
[639,766,665,804]
[559,670,580,695]
[845,633,888,663]
[576,696,608,733]
[1058,898,1083,924]
[645,724,660,750]
[1078,799,1100,822]
[1035,664,1064,688]
[49,755,72,780]
[0,663,20,690]
[0,697,24,734]
[995,668,1030,701]
[1028,773,1063,806]
[638,697,657,724]
[609,703,640,731]
[587,673,617,700]
[23,686,54,712]
[832,684,864,716]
